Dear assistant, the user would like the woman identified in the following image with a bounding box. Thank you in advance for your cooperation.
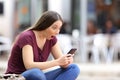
[102,18,118,34]
[6,11,80,80]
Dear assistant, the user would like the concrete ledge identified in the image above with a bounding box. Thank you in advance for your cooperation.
[77,63,120,76]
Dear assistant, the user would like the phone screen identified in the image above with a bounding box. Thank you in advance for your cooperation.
[67,48,77,54]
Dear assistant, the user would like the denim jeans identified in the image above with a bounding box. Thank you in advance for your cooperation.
[21,64,80,80]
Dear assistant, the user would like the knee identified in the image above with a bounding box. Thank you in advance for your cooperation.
[22,68,46,80]
[30,68,46,80]
[68,64,80,75]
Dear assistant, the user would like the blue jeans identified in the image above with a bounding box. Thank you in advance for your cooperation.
[21,64,80,80]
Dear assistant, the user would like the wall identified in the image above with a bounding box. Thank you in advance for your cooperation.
[0,0,15,40]
[48,0,71,22]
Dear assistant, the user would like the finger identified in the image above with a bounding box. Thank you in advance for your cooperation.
[71,54,74,57]
[66,54,72,57]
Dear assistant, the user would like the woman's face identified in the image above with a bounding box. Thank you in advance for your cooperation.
[44,20,63,40]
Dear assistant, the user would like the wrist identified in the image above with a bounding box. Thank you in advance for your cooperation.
[60,64,68,68]
[54,59,59,66]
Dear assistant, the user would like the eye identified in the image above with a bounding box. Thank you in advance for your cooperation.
[52,25,58,30]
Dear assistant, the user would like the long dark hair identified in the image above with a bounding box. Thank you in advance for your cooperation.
[31,11,63,31]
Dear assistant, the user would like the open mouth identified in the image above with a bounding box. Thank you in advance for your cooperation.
[51,36,54,38]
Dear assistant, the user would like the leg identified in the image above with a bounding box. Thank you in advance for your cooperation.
[91,46,100,64]
[21,68,46,80]
[45,64,80,80]
[107,47,114,63]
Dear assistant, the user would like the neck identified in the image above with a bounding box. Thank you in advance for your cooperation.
[33,30,47,50]
[35,31,46,40]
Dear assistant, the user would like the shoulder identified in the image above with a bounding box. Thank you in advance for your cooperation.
[19,30,33,38]
[48,36,57,46]
[15,30,34,48]
[16,30,35,41]
[16,30,34,43]
[50,36,57,42]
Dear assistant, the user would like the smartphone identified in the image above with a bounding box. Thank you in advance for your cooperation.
[67,48,77,54]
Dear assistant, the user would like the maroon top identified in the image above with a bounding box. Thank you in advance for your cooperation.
[6,30,57,74]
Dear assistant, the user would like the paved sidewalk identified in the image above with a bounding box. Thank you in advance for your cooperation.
[1,59,120,80]
[76,63,120,80]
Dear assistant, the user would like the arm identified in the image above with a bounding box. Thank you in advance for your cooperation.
[22,45,59,70]
[51,41,74,68]
[51,41,63,59]
[22,41,73,70]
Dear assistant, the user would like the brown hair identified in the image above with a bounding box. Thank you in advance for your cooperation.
[31,11,63,31]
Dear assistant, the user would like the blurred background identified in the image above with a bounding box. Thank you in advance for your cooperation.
[0,0,120,80]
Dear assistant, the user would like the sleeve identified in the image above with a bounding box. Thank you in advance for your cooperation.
[17,32,33,48]
[51,36,57,47]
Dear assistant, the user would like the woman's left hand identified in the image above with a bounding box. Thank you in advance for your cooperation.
[60,54,74,68]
